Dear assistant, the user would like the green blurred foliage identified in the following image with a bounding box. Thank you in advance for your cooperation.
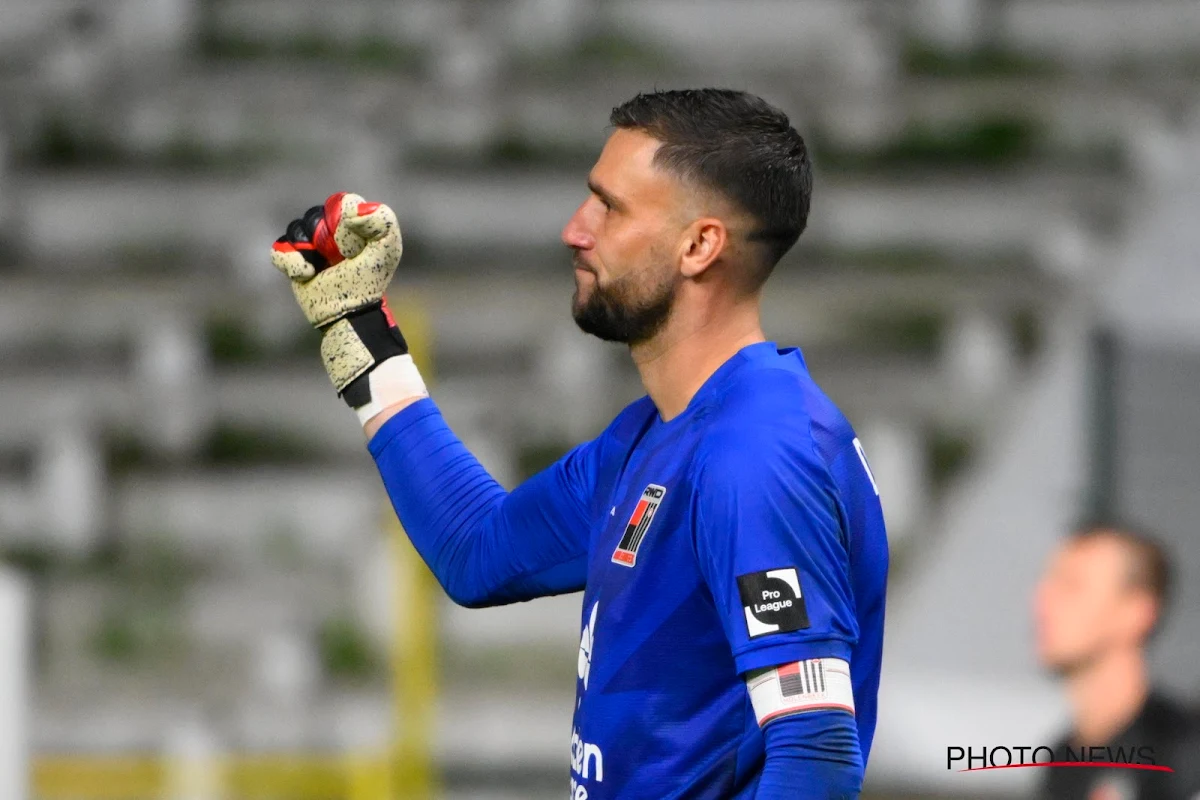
[317,616,383,684]
[816,116,1043,172]
[0,536,204,588]
[200,423,322,466]
[90,605,183,664]
[485,130,598,169]
[204,314,320,365]
[113,241,208,274]
[926,426,976,495]
[205,316,265,363]
[517,440,572,482]
[91,614,141,662]
[23,114,277,172]
[104,423,324,474]
[29,115,122,167]
[15,537,202,665]
[198,29,426,73]
[574,31,671,70]
[103,431,152,476]
[157,135,277,172]
[409,129,598,172]
[0,542,58,580]
[801,244,959,274]
[1010,306,1044,364]
[514,30,670,75]
[86,536,206,595]
[902,40,1063,78]
[849,310,947,358]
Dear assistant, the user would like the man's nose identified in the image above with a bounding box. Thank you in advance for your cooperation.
[562,202,596,250]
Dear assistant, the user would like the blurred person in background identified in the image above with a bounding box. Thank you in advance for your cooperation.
[1034,523,1200,800]
[269,88,888,799]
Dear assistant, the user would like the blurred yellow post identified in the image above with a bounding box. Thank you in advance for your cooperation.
[345,751,390,800]
[386,294,439,799]
[389,526,439,799]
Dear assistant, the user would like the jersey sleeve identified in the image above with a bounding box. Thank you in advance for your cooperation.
[369,398,597,607]
[693,423,859,676]
[756,711,863,798]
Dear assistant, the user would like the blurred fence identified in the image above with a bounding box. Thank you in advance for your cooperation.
[29,527,438,800]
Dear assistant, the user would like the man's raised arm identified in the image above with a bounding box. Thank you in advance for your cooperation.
[270,193,591,607]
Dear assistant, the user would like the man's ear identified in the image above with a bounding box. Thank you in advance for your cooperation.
[679,217,728,279]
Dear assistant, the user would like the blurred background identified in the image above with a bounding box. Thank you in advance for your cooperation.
[0,0,1198,798]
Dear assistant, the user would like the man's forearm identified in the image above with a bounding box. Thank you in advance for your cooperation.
[368,399,589,607]
[368,399,513,607]
[363,397,423,439]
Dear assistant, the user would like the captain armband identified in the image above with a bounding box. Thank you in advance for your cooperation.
[745,657,854,727]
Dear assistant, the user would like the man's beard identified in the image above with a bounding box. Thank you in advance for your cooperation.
[571,260,677,345]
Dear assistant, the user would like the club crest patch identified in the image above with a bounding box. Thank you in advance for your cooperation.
[611,484,666,567]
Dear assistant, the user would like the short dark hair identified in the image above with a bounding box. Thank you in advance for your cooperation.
[1072,521,1172,629]
[609,88,812,288]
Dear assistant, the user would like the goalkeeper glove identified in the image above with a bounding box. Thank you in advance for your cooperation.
[271,192,427,423]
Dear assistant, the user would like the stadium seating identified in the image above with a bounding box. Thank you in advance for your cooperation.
[0,0,1195,795]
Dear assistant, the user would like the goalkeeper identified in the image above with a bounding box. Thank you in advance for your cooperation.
[272,89,888,799]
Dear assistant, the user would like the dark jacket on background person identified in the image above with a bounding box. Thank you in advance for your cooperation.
[1040,692,1200,800]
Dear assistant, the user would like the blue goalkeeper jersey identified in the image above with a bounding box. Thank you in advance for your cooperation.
[559,342,886,798]
[369,341,888,798]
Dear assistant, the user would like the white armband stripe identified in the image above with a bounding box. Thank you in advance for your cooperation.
[353,354,430,426]
[746,657,854,727]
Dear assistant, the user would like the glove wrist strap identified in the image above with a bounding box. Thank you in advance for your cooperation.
[320,300,412,406]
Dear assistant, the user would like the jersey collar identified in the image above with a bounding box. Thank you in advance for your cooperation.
[654,340,805,426]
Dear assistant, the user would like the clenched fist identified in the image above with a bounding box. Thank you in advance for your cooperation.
[271,192,401,327]
[272,192,426,418]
